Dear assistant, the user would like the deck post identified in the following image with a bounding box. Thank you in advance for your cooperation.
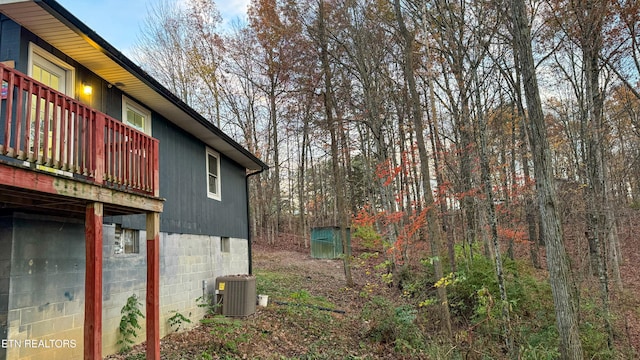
[84,202,103,360]
[146,212,160,360]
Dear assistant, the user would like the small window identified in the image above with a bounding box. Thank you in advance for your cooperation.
[221,237,230,253]
[114,224,140,254]
[122,96,151,135]
[206,148,221,200]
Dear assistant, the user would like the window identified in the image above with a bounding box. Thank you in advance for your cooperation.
[114,224,140,254]
[221,237,230,253]
[206,148,221,200]
[122,97,151,135]
[28,43,75,95]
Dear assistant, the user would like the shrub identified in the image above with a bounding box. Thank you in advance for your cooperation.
[196,294,218,316]
[168,310,192,332]
[117,294,145,353]
[411,249,565,356]
[360,296,424,354]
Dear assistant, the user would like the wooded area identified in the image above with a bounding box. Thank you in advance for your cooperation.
[132,0,640,358]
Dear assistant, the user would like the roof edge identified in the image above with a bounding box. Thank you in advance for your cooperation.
[34,0,268,171]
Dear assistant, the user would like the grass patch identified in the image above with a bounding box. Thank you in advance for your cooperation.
[256,270,336,309]
[256,270,306,299]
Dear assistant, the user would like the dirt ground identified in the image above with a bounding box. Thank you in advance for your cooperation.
[614,212,640,355]
[104,240,400,359]
[105,216,640,359]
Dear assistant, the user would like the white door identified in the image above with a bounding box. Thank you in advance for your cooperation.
[30,51,71,165]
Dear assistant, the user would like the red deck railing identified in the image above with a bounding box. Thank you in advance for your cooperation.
[0,63,159,196]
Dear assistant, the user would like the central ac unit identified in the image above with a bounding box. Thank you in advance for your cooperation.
[215,275,256,317]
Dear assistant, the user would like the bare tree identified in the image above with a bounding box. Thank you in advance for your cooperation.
[511,0,584,358]
[393,0,452,337]
[316,0,354,286]
[134,0,198,105]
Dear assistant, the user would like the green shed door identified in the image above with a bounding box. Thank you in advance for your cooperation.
[311,236,335,259]
[310,228,332,259]
[311,227,348,259]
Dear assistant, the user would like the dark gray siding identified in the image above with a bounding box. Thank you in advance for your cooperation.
[110,117,248,238]
[0,16,20,64]
[0,19,249,239]
[155,117,248,237]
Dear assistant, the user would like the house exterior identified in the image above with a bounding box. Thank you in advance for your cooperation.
[0,1,267,359]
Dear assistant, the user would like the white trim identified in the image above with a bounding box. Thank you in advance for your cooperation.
[27,42,75,95]
[122,96,152,135]
[206,147,221,201]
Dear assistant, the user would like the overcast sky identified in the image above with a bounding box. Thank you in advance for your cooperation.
[56,0,249,55]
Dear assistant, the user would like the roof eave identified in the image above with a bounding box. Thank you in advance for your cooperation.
[0,0,268,171]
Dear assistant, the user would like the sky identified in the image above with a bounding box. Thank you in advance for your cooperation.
[56,0,249,55]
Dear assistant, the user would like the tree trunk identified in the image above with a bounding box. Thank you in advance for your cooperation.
[519,110,541,269]
[512,56,541,268]
[511,0,584,358]
[422,13,457,272]
[299,104,311,248]
[476,70,513,355]
[578,0,614,346]
[269,80,281,242]
[393,0,452,337]
[318,0,354,287]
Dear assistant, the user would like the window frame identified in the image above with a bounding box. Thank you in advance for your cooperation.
[122,96,152,135]
[206,147,221,201]
[27,43,75,95]
[113,224,140,255]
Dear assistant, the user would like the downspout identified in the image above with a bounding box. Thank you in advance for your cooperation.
[246,167,266,275]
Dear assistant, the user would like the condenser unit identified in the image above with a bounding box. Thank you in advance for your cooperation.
[215,275,256,317]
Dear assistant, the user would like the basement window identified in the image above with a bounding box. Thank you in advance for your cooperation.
[221,237,230,253]
[114,224,140,254]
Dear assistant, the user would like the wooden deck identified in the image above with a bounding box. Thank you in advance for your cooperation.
[1,63,159,198]
[0,63,163,360]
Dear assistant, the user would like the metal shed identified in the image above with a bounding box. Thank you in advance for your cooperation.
[310,226,351,259]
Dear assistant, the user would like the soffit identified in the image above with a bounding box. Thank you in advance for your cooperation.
[0,0,267,172]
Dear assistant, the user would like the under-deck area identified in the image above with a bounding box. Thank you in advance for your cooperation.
[0,62,164,360]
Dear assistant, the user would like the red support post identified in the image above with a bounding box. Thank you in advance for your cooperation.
[146,212,160,360]
[84,202,103,360]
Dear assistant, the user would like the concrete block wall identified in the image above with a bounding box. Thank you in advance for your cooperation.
[159,233,249,332]
[100,229,250,356]
[5,214,84,360]
[1,216,13,360]
[2,214,249,359]
[101,223,148,355]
